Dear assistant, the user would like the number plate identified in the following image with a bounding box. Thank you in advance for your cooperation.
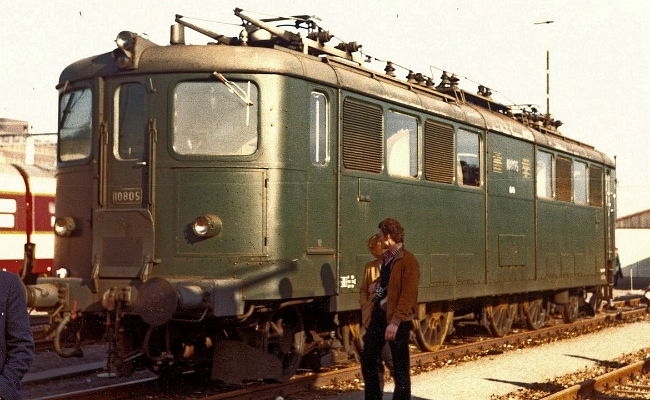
[112,188,142,204]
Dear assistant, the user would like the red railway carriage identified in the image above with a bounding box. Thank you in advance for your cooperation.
[0,163,55,277]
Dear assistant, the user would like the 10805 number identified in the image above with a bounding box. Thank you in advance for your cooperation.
[112,188,142,204]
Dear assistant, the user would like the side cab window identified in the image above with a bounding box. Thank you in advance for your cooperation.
[310,92,329,166]
[457,130,481,187]
[385,111,418,178]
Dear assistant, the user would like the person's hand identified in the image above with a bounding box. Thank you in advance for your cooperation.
[385,322,398,341]
[368,281,378,294]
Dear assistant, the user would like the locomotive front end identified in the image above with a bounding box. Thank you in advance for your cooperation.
[25,9,341,382]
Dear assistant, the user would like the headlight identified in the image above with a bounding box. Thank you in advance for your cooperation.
[56,268,69,278]
[53,217,75,237]
[115,31,135,50]
[114,53,133,69]
[113,31,135,69]
[192,214,222,238]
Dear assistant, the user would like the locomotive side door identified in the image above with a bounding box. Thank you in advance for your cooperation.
[93,79,156,279]
[306,88,339,296]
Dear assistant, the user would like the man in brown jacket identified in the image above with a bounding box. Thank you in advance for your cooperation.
[361,218,419,400]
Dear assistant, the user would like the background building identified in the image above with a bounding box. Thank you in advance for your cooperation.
[616,209,650,287]
[0,118,56,166]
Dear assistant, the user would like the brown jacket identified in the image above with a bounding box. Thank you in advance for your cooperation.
[385,247,419,326]
[359,259,381,329]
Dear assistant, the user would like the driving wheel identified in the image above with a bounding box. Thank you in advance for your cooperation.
[484,303,516,337]
[413,303,453,352]
[522,298,547,330]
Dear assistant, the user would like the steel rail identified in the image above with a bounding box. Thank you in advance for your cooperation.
[545,358,650,399]
[28,377,159,400]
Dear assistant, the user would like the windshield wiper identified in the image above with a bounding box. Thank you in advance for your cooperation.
[213,72,253,126]
[213,72,253,106]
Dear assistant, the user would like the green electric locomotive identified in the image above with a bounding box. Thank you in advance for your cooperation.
[27,8,616,383]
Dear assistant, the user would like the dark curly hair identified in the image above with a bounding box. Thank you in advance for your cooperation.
[378,218,404,244]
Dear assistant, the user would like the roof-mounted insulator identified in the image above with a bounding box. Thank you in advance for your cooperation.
[239,29,249,46]
[335,41,361,53]
[426,77,435,88]
[543,116,553,128]
[406,70,416,83]
[477,85,492,98]
[415,73,426,86]
[307,30,333,44]
[384,61,396,77]
[541,116,563,131]
[449,74,459,87]
[437,71,451,88]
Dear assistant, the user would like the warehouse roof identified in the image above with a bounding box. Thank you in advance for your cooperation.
[617,209,650,229]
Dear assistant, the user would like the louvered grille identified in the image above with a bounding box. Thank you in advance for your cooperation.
[424,120,454,184]
[556,156,572,202]
[521,158,531,178]
[492,152,503,173]
[342,99,383,173]
[589,165,603,206]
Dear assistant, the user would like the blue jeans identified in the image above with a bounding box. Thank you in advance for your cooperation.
[361,308,411,400]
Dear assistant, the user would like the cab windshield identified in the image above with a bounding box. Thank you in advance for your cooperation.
[59,88,93,162]
[173,80,258,156]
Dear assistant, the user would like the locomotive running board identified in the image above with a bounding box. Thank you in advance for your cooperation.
[211,339,282,384]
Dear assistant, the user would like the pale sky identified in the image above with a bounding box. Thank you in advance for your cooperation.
[1,0,648,216]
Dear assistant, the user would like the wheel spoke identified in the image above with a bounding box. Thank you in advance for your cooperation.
[522,299,547,330]
[413,303,453,352]
[561,295,579,323]
[485,303,515,337]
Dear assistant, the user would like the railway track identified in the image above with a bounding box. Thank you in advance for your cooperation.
[546,357,650,399]
[24,301,648,400]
